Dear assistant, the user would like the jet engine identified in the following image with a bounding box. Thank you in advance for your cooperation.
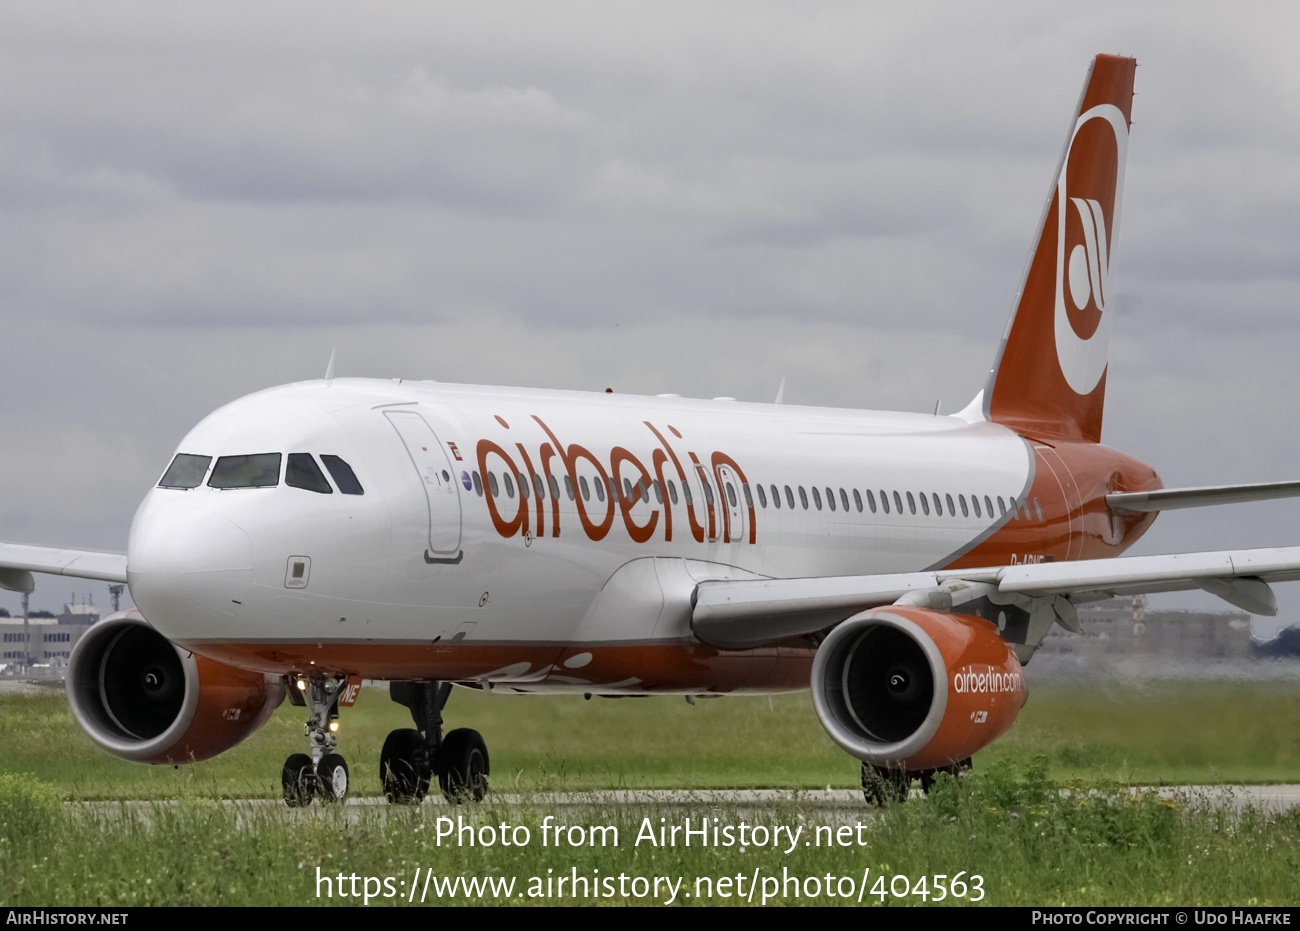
[67,611,284,764]
[811,605,1025,772]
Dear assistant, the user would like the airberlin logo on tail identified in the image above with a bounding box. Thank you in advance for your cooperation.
[1053,104,1129,396]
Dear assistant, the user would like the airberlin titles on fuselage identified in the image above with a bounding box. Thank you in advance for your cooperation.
[475,415,755,546]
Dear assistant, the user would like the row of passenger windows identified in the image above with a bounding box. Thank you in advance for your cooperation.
[465,468,1043,522]
[158,453,365,495]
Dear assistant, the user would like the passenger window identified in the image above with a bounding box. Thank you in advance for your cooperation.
[785,485,795,509]
[997,496,1005,516]
[958,494,968,517]
[840,489,850,512]
[918,492,929,516]
[579,475,590,501]
[813,487,824,511]
[906,492,916,515]
[1034,497,1043,521]
[595,477,606,502]
[489,472,500,497]
[798,486,808,509]
[743,484,753,508]
[702,481,714,506]
[158,453,211,489]
[853,489,862,513]
[770,484,780,509]
[653,480,664,504]
[321,456,364,495]
[756,484,767,508]
[563,476,574,501]
[868,490,879,514]
[984,495,994,517]
[892,491,902,514]
[503,473,515,498]
[518,473,530,499]
[286,453,333,494]
[946,493,955,516]
[209,453,281,489]
[548,475,560,499]
[668,481,679,505]
[681,481,692,506]
[473,471,484,497]
[726,484,737,508]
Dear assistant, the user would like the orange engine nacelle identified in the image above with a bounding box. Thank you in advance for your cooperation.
[811,605,1026,772]
[67,612,284,764]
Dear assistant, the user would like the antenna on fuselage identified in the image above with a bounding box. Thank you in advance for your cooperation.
[774,378,786,405]
[324,348,337,383]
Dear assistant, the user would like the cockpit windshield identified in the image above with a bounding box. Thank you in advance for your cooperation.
[157,450,364,494]
[286,453,332,494]
[321,455,364,495]
[208,453,282,488]
[158,454,212,489]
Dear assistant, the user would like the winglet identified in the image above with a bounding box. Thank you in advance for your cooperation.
[324,348,336,382]
[984,54,1136,444]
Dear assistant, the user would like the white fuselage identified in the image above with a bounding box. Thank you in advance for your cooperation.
[127,378,1037,691]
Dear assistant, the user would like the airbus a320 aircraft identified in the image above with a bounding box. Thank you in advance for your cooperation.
[4,54,1300,807]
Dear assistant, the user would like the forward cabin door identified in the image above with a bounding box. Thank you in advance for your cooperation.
[384,410,463,560]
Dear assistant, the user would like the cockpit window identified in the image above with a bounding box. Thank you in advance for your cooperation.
[158,454,212,489]
[321,455,364,495]
[286,453,333,494]
[208,453,281,489]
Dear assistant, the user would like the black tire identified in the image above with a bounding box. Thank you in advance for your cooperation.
[282,753,316,808]
[861,763,909,806]
[380,729,430,805]
[317,753,349,803]
[438,728,489,804]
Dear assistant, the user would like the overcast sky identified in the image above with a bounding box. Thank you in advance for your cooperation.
[3,1,1300,637]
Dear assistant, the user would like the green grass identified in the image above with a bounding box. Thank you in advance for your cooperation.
[5,678,1300,799]
[4,761,1299,906]
[5,682,1300,905]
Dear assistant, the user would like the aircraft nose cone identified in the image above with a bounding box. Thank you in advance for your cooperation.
[128,502,252,640]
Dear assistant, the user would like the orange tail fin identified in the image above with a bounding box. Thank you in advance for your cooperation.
[983,54,1136,444]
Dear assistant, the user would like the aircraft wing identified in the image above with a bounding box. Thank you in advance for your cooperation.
[0,542,128,593]
[691,544,1300,649]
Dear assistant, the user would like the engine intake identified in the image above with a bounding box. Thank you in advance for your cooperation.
[67,611,284,764]
[811,606,1025,771]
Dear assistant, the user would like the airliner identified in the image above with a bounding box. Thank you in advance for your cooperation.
[4,54,1300,807]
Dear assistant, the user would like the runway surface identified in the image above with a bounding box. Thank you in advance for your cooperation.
[74,785,1300,829]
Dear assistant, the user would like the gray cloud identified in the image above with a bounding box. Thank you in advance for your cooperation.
[3,1,1300,634]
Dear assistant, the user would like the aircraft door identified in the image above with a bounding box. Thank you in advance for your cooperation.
[384,410,463,560]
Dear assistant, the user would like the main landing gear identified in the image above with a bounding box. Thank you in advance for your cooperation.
[282,675,350,808]
[860,758,972,806]
[382,681,489,805]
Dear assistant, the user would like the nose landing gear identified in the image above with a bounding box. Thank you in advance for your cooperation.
[281,675,349,807]
[383,681,489,805]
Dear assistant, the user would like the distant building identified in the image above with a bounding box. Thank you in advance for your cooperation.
[0,597,100,672]
[1036,596,1254,662]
